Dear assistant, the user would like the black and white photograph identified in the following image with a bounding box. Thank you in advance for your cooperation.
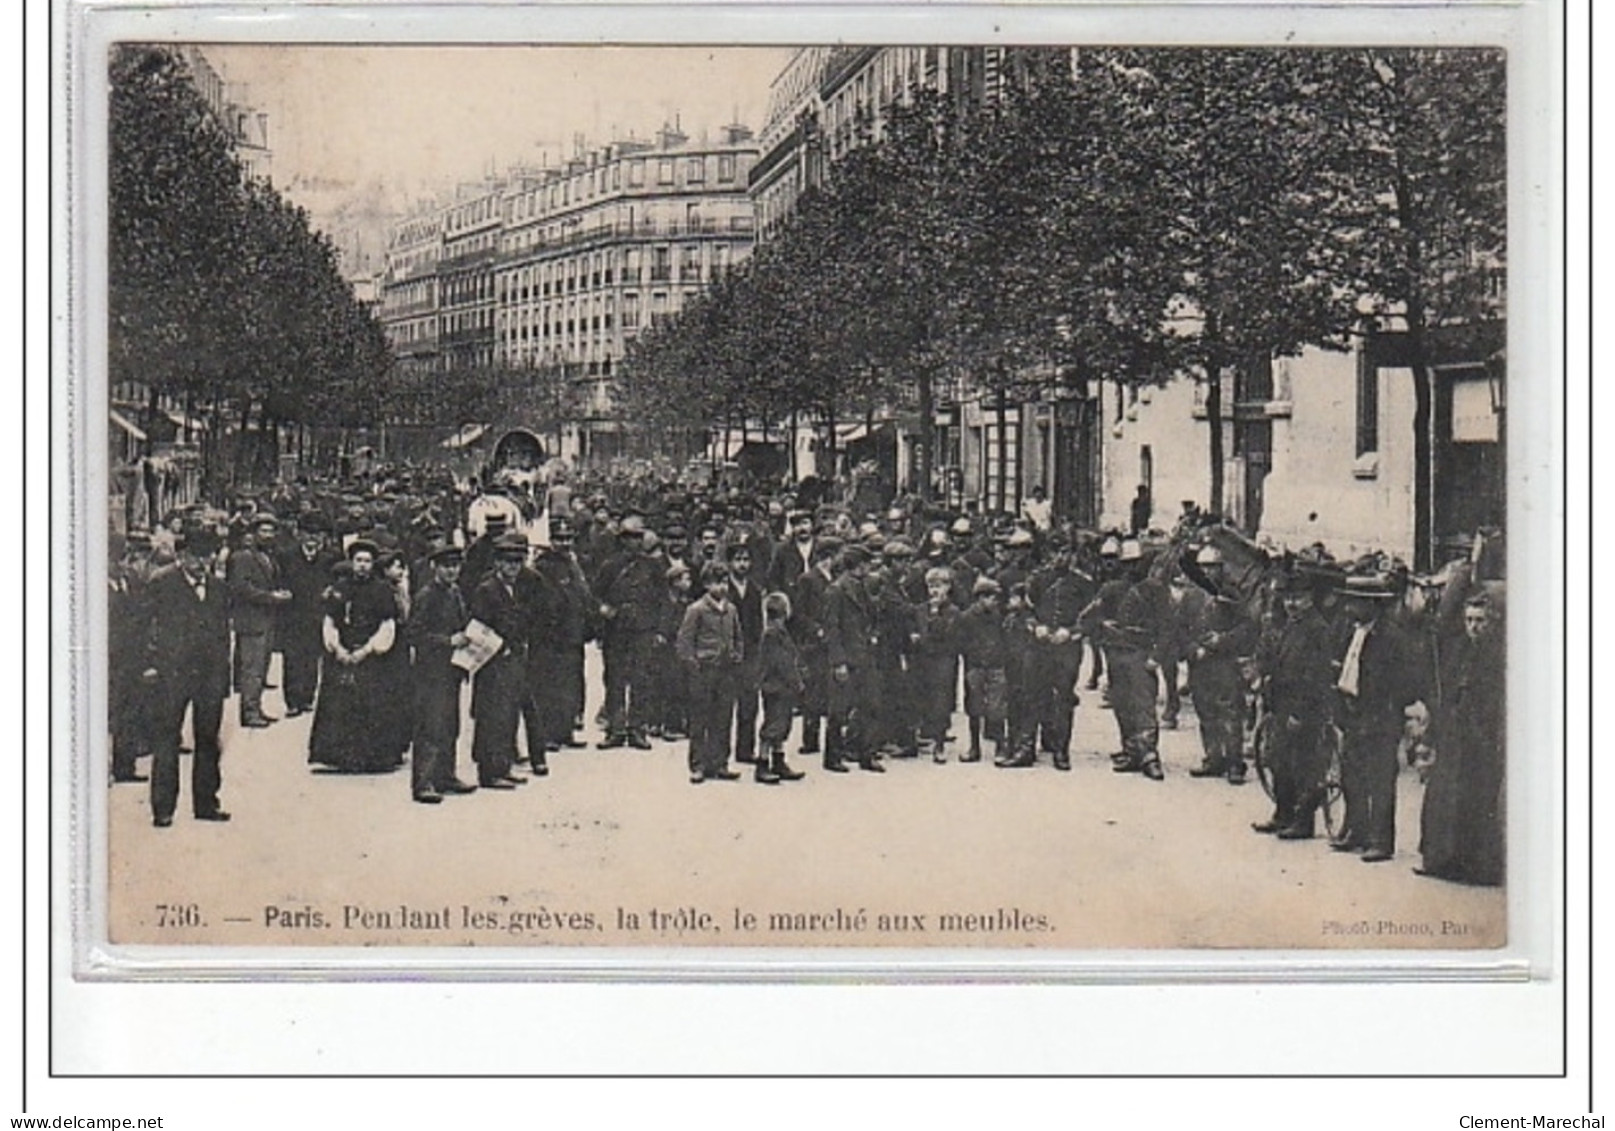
[94,39,1515,954]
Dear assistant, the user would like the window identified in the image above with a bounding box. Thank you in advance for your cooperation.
[680,245,702,283]
[1355,346,1379,456]
[622,293,640,327]
[687,157,705,183]
[718,153,737,183]
[651,246,672,282]
[629,159,645,187]
[658,158,675,185]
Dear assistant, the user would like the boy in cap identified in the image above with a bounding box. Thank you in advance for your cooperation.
[756,591,807,783]
[910,566,961,763]
[676,562,743,783]
[957,577,1009,763]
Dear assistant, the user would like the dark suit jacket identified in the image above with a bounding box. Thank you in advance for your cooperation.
[1336,619,1429,732]
[767,539,814,595]
[468,575,529,659]
[825,576,877,672]
[727,577,764,659]
[144,564,232,699]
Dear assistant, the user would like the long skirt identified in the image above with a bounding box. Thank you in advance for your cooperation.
[308,655,398,773]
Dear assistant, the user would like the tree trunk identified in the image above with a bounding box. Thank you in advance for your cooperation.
[823,403,838,481]
[789,411,799,480]
[915,365,934,502]
[1405,324,1436,573]
[1204,314,1226,518]
[143,383,160,458]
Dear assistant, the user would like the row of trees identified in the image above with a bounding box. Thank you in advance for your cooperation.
[110,44,392,487]
[620,47,1505,559]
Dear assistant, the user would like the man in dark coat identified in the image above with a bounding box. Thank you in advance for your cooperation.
[532,517,593,750]
[1418,588,1505,884]
[726,539,766,764]
[1010,553,1090,770]
[788,536,840,758]
[1331,576,1429,862]
[1096,540,1168,781]
[277,517,338,718]
[407,545,477,803]
[824,546,883,773]
[1253,569,1340,839]
[142,527,233,826]
[1184,546,1259,785]
[109,530,152,783]
[766,508,817,595]
[468,533,533,790]
[594,515,663,749]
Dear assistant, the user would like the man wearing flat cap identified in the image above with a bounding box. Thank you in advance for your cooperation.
[468,532,534,789]
[824,545,883,773]
[594,513,663,749]
[228,514,293,728]
[406,545,477,803]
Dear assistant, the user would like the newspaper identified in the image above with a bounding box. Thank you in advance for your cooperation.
[450,619,503,675]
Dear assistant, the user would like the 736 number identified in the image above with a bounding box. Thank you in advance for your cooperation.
[154,903,203,928]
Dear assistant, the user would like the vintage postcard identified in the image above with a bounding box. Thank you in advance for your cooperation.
[93,38,1515,959]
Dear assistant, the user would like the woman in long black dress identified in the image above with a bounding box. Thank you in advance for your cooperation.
[1417,586,1506,885]
[308,540,401,773]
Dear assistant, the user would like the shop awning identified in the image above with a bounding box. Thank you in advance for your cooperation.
[441,423,488,450]
[162,409,207,434]
[109,409,146,441]
[709,432,745,461]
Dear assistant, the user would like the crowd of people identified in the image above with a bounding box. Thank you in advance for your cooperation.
[106,459,1506,886]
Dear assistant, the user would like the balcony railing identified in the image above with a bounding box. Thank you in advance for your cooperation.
[506,215,757,257]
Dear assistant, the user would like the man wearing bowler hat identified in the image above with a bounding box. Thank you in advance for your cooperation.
[1252,564,1340,839]
[142,526,234,826]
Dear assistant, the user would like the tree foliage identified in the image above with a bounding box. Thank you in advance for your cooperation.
[109,45,392,466]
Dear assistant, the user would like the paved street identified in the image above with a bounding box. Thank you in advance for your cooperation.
[108,648,1505,952]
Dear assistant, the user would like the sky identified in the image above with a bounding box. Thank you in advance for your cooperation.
[200,45,796,208]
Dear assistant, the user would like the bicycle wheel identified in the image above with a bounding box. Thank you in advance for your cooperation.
[1319,726,1346,840]
[1251,710,1277,802]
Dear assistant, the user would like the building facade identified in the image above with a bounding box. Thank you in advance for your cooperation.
[179,47,272,184]
[378,211,444,380]
[439,185,503,372]
[1094,327,1504,566]
[493,126,759,462]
